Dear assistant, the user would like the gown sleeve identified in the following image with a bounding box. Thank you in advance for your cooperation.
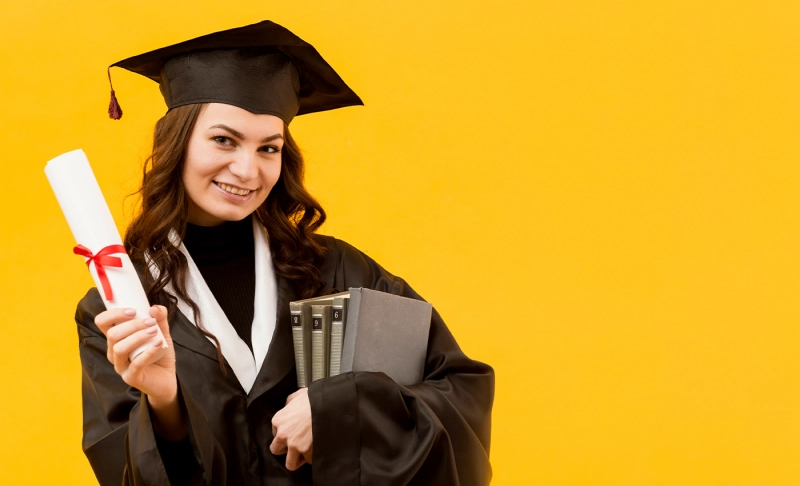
[307,239,495,486]
[76,288,221,486]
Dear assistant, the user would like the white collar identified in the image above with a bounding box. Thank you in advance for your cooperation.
[155,216,278,394]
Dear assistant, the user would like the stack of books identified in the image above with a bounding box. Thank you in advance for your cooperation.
[290,288,433,387]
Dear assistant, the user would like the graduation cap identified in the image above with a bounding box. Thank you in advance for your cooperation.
[107,20,363,124]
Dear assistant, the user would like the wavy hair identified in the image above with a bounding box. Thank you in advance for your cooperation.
[124,103,327,367]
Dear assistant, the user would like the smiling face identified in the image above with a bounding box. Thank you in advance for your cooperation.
[182,103,285,226]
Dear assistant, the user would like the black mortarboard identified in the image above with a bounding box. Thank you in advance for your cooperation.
[107,20,363,124]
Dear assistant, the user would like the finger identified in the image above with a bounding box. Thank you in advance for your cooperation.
[106,317,154,345]
[285,387,306,405]
[106,317,152,362]
[271,412,283,435]
[285,448,305,471]
[111,325,159,366]
[124,337,168,384]
[270,436,288,456]
[150,305,171,345]
[94,308,138,336]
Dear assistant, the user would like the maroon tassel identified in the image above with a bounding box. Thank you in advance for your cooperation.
[107,67,123,120]
[108,90,123,120]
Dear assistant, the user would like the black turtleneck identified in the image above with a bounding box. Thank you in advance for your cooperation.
[182,217,256,352]
[155,219,256,485]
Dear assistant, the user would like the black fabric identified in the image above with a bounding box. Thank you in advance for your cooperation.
[154,434,198,486]
[110,20,363,124]
[77,234,494,485]
[161,50,300,123]
[182,218,256,352]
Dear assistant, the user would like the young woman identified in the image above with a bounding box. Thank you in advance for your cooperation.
[76,21,494,485]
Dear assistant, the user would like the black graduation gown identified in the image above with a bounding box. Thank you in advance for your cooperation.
[76,235,495,485]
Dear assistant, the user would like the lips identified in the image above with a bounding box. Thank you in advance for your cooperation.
[213,181,256,196]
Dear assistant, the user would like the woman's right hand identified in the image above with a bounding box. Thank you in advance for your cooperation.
[95,305,187,440]
[94,305,177,408]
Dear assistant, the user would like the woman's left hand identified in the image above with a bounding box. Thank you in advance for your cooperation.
[270,387,313,470]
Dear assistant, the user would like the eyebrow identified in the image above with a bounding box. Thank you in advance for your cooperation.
[209,124,284,143]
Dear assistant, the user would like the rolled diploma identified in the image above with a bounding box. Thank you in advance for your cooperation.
[45,149,166,361]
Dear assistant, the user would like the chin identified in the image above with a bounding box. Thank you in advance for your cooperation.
[200,205,257,225]
[191,197,265,225]
[219,211,256,222]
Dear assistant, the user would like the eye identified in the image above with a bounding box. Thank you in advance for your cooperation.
[212,135,233,146]
[259,145,282,154]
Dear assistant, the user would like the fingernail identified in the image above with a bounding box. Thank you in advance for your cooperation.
[145,318,157,326]
[124,309,136,316]
[146,326,158,334]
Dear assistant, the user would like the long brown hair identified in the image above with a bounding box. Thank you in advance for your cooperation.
[124,103,327,365]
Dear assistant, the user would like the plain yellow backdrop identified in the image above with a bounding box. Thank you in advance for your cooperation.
[2,0,800,484]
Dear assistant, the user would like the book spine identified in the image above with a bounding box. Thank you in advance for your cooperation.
[310,306,324,382]
[323,304,332,378]
[329,297,347,376]
[289,302,307,387]
[310,304,332,382]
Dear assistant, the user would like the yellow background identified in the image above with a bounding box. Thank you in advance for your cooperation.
[1,1,799,484]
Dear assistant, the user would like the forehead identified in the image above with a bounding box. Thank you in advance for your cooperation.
[196,103,284,135]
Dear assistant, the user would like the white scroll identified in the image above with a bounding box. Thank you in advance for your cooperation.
[45,149,166,361]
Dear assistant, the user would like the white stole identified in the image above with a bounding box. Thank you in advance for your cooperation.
[155,216,278,394]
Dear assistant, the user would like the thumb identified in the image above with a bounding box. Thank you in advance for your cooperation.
[150,305,172,342]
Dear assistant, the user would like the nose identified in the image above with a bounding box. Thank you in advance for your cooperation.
[228,150,259,182]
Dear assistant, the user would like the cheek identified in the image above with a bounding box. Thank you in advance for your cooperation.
[271,163,283,184]
[183,153,225,188]
[253,164,281,204]
[181,168,198,196]
[181,165,209,198]
[263,162,283,188]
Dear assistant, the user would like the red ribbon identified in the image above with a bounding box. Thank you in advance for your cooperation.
[73,244,127,301]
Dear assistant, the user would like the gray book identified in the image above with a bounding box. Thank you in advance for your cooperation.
[340,288,432,386]
[310,304,332,383]
[289,291,349,387]
[289,302,312,387]
[329,297,348,377]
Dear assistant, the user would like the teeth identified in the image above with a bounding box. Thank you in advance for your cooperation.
[218,182,251,196]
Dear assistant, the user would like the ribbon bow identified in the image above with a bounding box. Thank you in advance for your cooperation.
[73,244,127,301]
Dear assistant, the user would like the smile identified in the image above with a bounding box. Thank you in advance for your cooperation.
[213,181,256,196]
